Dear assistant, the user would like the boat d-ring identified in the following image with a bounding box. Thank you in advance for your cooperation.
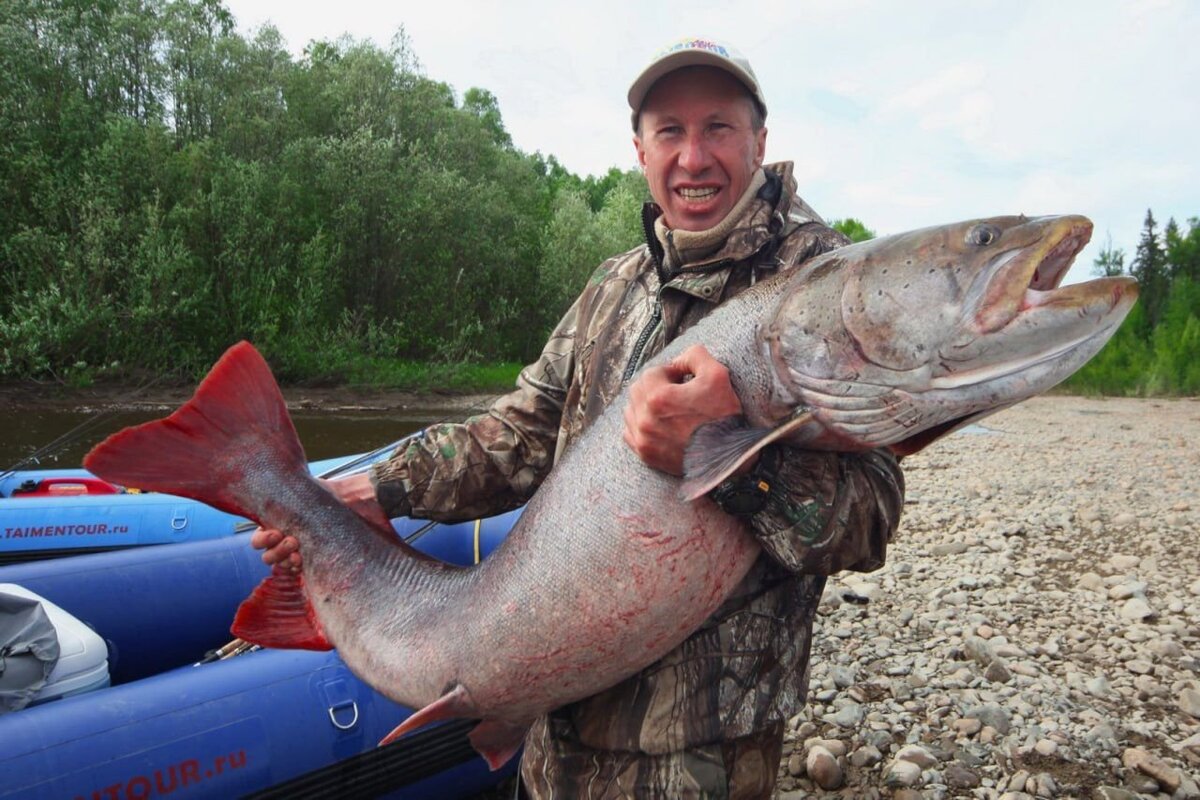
[328,700,359,730]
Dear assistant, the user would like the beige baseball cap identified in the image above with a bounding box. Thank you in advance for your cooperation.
[628,37,767,130]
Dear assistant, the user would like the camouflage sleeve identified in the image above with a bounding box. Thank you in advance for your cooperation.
[368,298,578,522]
[749,448,905,575]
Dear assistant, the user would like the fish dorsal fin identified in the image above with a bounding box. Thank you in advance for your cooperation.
[679,411,817,501]
[468,718,531,770]
[232,567,332,651]
[380,683,478,747]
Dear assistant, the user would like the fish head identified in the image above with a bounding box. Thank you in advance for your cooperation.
[763,214,1138,454]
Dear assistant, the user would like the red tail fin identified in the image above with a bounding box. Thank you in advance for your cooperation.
[84,341,307,521]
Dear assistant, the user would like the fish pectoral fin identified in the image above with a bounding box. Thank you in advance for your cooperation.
[231,567,333,651]
[468,718,530,771]
[679,412,816,501]
[379,682,478,747]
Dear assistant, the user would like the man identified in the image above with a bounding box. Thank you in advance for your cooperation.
[255,37,904,799]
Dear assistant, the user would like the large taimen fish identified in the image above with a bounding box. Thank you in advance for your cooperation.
[84,214,1136,769]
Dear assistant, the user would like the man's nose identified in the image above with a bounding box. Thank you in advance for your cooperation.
[678,133,713,174]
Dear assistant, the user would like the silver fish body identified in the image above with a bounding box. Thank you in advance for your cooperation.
[85,214,1136,768]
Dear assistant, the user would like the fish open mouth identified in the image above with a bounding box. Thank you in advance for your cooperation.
[976,216,1093,332]
[1026,220,1091,291]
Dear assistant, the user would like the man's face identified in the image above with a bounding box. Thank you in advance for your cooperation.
[634,67,767,232]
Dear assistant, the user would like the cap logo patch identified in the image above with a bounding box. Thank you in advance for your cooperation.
[657,38,730,59]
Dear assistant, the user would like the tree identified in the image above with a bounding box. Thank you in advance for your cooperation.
[1092,234,1127,277]
[1130,209,1168,332]
[1165,216,1200,284]
[830,217,875,243]
[462,87,511,148]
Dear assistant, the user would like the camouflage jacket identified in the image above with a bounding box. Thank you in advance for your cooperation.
[371,161,905,752]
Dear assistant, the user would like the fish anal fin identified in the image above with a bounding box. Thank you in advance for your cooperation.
[379,683,477,747]
[231,568,332,651]
[679,412,817,501]
[468,719,529,771]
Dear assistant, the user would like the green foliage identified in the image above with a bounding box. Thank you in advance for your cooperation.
[1065,271,1200,396]
[830,217,875,243]
[2,0,1192,400]
[1092,235,1126,277]
[1061,302,1150,395]
[1165,216,1200,283]
[0,0,643,387]
[1145,277,1200,394]
[1130,209,1169,333]
[537,170,645,328]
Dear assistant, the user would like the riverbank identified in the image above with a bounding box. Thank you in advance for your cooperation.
[0,381,501,415]
[777,395,1200,799]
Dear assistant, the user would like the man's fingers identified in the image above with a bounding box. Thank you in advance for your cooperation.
[260,534,298,566]
[670,344,716,373]
[252,528,282,549]
[657,359,695,383]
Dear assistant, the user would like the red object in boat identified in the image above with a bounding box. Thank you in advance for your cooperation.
[12,477,122,497]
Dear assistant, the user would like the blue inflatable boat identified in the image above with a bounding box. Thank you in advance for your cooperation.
[0,454,373,564]
[0,507,522,799]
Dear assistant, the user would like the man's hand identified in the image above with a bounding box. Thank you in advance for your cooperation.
[250,472,390,570]
[623,344,743,475]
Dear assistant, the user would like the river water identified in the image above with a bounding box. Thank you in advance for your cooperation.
[1,400,1003,477]
[0,405,465,475]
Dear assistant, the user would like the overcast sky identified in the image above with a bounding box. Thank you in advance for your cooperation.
[224,0,1197,285]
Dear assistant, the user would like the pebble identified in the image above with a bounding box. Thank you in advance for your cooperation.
[965,703,1012,735]
[894,744,938,768]
[985,659,1014,683]
[1180,687,1200,718]
[772,398,1200,797]
[883,758,923,788]
[1125,659,1153,675]
[944,762,981,789]
[1119,597,1153,620]
[953,717,983,737]
[1109,553,1140,569]
[1033,738,1058,756]
[849,745,882,767]
[805,744,843,790]
[1124,746,1183,792]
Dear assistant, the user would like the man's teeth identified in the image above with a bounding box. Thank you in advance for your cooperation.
[677,187,718,201]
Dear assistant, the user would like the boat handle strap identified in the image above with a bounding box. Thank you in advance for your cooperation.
[328,700,359,731]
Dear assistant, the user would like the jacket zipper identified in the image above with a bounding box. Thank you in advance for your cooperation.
[621,293,662,384]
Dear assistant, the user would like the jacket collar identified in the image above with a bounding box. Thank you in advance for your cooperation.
[642,162,805,300]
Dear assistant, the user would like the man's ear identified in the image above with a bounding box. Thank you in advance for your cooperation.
[754,127,767,170]
[633,135,647,169]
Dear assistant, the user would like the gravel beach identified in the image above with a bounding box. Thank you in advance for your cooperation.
[778,395,1200,799]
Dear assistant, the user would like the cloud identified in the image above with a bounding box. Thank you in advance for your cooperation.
[222,0,1197,285]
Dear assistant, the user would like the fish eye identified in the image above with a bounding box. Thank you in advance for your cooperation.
[967,224,1002,247]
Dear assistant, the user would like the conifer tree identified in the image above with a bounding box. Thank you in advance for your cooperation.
[1130,209,1168,331]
